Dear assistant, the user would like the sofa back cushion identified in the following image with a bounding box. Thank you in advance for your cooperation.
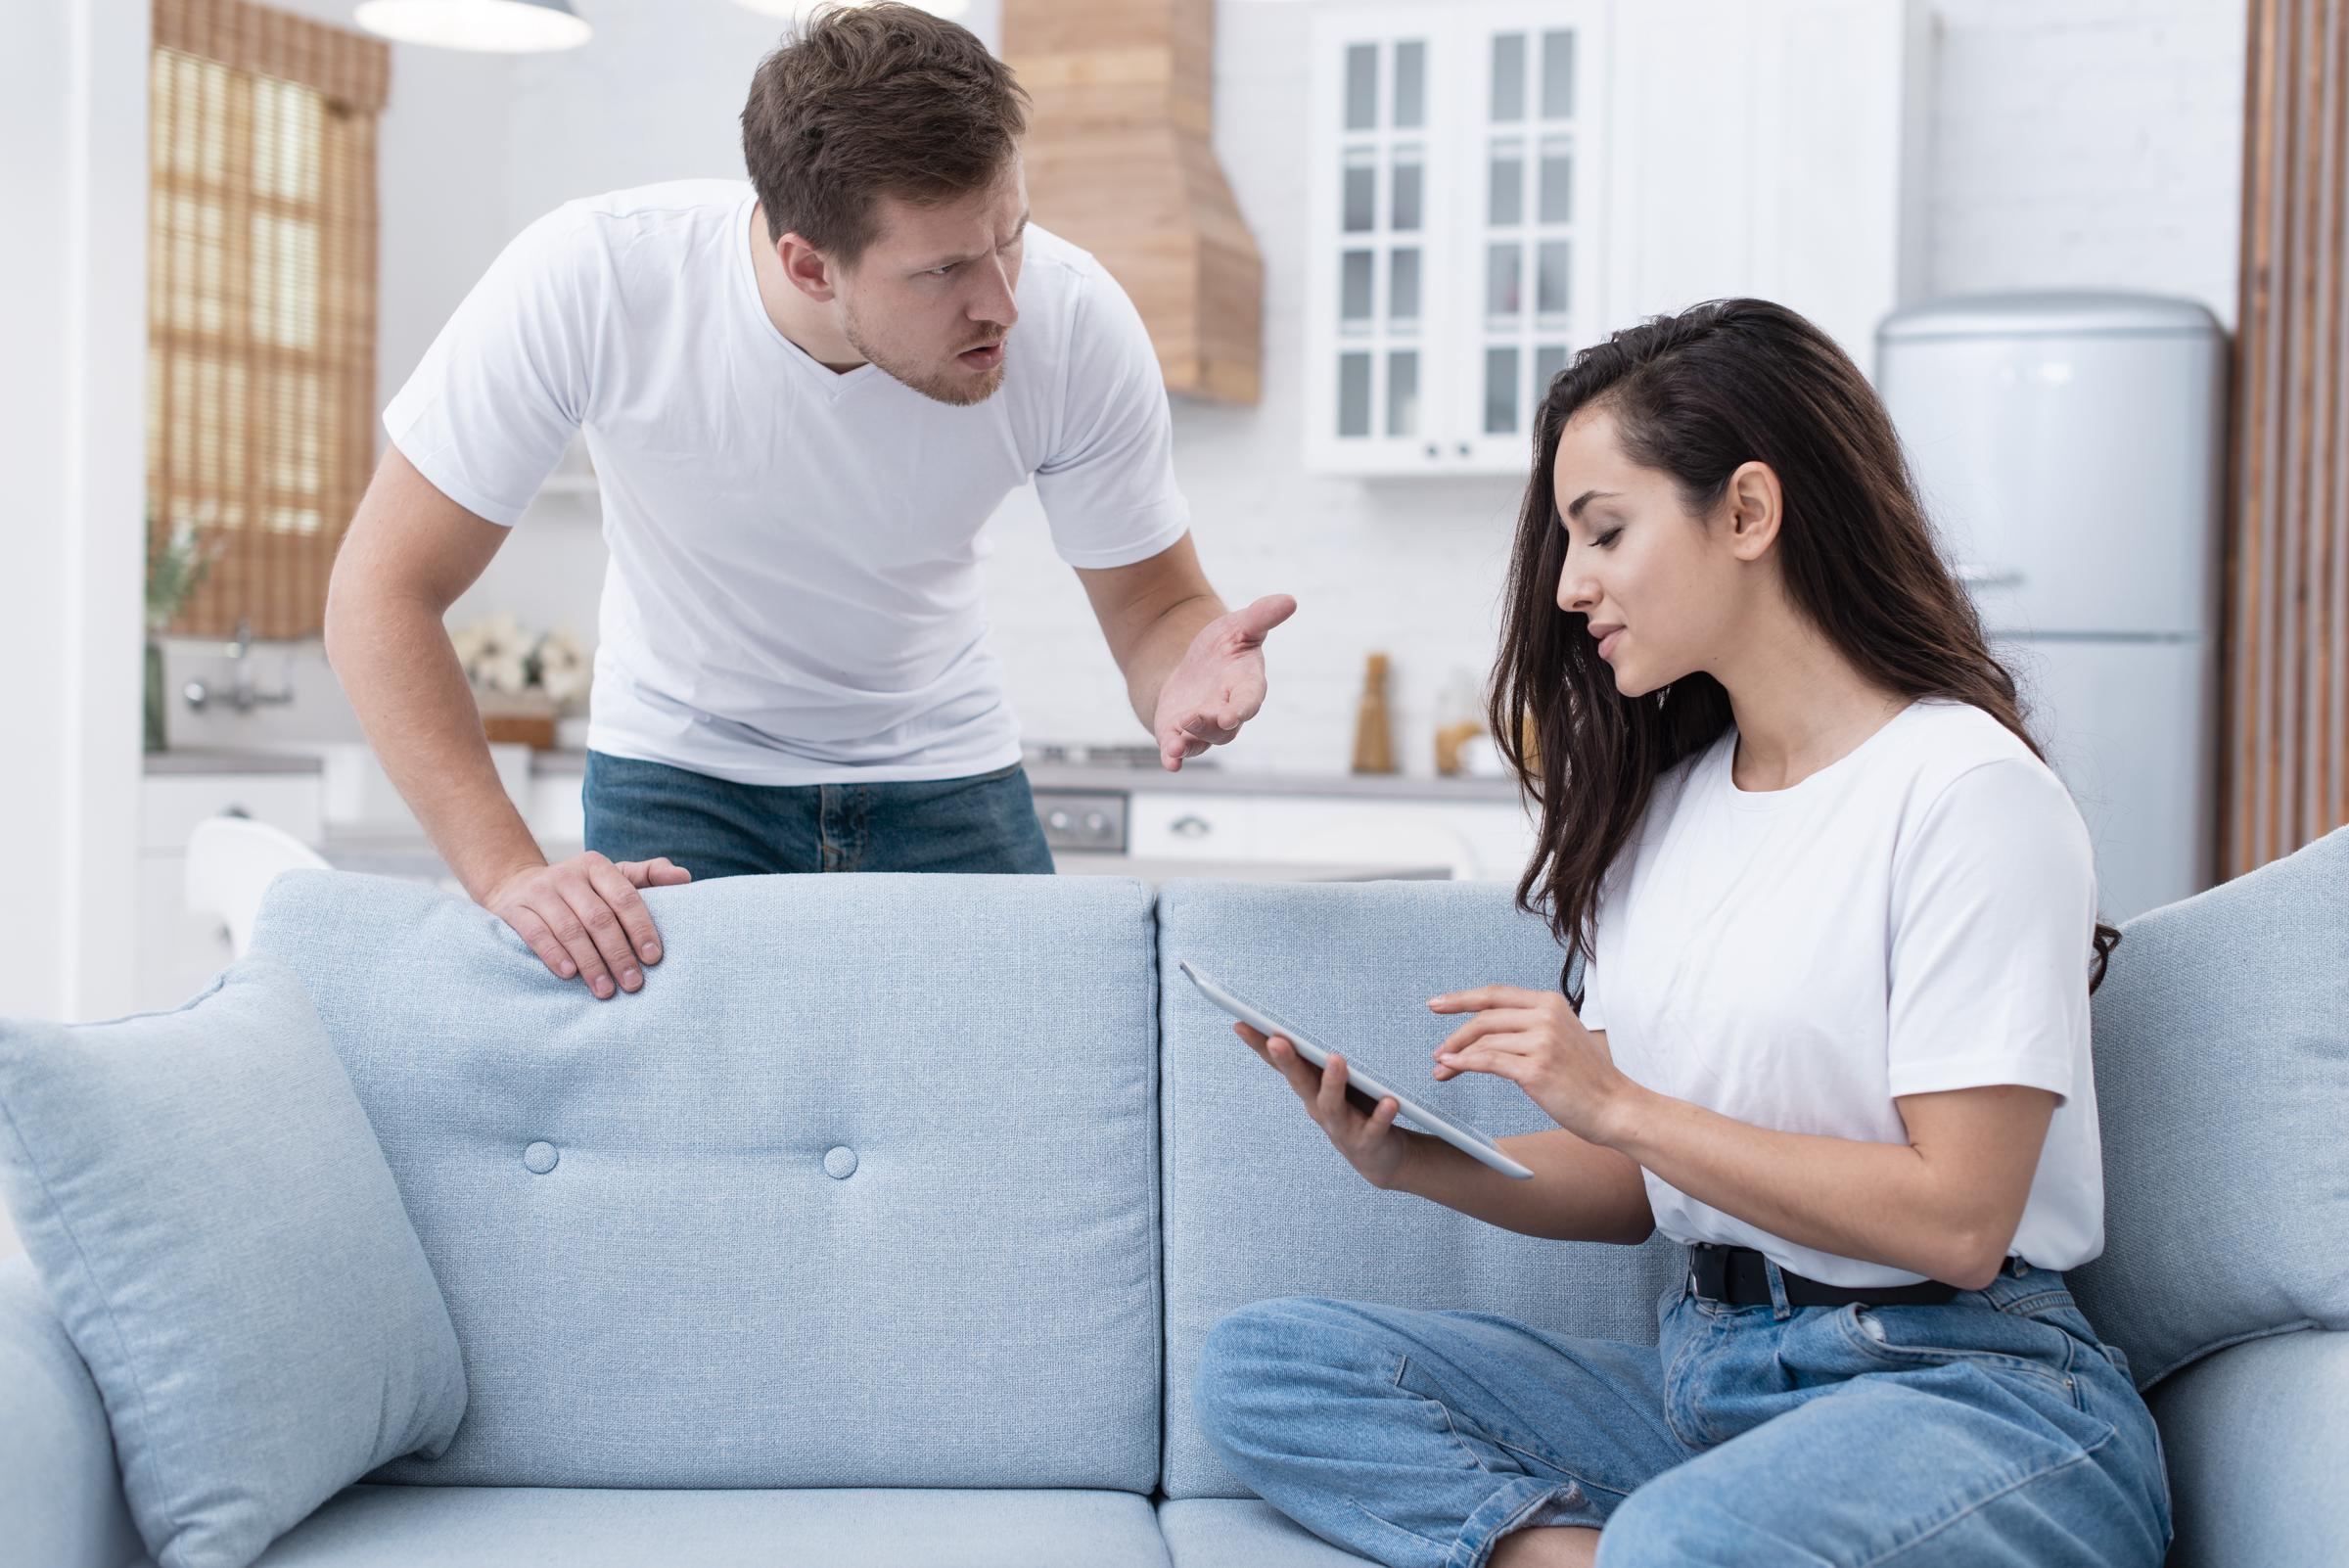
[251,869,1163,1492]
[1156,880,1685,1499]
[2069,825,2349,1388]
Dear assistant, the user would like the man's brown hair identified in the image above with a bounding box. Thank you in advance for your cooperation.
[740,2,1031,267]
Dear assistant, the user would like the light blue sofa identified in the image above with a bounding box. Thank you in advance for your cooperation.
[4,841,2343,1567]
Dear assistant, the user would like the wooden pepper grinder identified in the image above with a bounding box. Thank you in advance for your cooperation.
[1352,652,1397,774]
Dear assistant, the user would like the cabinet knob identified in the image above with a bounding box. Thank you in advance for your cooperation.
[1171,814,1213,838]
[1456,441,1472,457]
[1425,443,1441,459]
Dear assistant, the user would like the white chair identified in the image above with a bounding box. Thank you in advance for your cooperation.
[185,815,330,958]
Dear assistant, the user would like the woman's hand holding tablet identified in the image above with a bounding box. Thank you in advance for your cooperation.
[1180,960,1536,1181]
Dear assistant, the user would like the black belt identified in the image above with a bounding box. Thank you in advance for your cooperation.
[1687,1243,1974,1308]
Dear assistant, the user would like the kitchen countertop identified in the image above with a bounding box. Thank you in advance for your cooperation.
[525,748,1525,804]
[319,831,1453,886]
[143,747,322,775]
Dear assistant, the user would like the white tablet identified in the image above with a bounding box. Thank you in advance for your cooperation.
[1178,959,1535,1180]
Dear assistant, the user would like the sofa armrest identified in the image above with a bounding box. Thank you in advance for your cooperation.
[0,1257,146,1568]
[2148,1327,2349,1568]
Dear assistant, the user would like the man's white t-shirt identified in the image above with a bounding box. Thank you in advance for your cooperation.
[383,179,1192,785]
[1579,698,2106,1288]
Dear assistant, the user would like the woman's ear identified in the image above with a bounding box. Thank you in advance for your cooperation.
[1724,459,1783,561]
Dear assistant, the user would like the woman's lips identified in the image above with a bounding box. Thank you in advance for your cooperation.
[1597,628,1625,661]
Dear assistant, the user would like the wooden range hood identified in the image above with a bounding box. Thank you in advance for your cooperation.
[1002,0,1264,404]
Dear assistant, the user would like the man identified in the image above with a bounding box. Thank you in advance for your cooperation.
[325,5,1293,1001]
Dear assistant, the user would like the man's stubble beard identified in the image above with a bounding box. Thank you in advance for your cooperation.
[843,308,1008,408]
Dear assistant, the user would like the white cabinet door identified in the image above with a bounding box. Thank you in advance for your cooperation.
[1128,794,1262,860]
[1305,0,1925,475]
[139,773,323,853]
[136,772,325,1011]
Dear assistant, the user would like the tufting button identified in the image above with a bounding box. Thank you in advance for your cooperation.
[523,1140,558,1175]
[823,1145,857,1179]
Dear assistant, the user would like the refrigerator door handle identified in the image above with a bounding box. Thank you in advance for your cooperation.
[1953,562,2026,590]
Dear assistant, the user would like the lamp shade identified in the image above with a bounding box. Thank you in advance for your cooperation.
[353,0,593,53]
[730,0,971,20]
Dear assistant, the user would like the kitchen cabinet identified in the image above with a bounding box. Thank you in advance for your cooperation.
[1128,788,1538,881]
[135,768,324,1012]
[1303,0,1929,477]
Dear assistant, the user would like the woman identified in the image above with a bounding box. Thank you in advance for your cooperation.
[1193,299,2172,1568]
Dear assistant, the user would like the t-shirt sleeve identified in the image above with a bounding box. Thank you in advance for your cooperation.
[381,206,599,528]
[1884,757,2097,1103]
[1573,931,1606,1033]
[1033,260,1192,569]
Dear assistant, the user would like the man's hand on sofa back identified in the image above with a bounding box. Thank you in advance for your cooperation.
[487,852,691,998]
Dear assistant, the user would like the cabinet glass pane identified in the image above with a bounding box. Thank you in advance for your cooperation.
[1395,40,1426,128]
[1486,242,1522,319]
[1345,43,1377,131]
[1541,31,1576,119]
[1535,344,1569,395]
[1491,33,1526,122]
[1338,351,1372,437]
[1388,350,1419,437]
[1539,141,1573,223]
[1392,154,1423,231]
[1343,151,1375,232]
[1488,143,1524,226]
[1342,250,1374,322]
[1389,248,1420,323]
[1485,346,1520,435]
[1537,241,1570,315]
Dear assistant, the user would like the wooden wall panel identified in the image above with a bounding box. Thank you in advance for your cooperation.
[2225,0,2349,874]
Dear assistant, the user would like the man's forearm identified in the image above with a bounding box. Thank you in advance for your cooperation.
[324,593,547,903]
[1121,593,1223,730]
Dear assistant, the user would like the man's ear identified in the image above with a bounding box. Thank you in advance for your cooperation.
[778,233,840,304]
[1724,459,1783,562]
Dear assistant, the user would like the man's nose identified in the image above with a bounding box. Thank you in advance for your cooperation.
[973,259,1019,330]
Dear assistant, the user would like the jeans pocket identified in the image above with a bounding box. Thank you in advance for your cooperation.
[1842,1303,2084,1407]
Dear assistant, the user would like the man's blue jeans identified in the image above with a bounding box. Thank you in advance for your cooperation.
[581,751,1055,877]
[1195,1259,2173,1568]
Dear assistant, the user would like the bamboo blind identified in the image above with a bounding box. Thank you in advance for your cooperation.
[147,0,388,640]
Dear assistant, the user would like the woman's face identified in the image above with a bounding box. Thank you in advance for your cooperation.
[1548,406,1776,699]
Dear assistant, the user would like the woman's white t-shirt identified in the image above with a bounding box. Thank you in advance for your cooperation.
[382,181,1191,786]
[1579,698,2106,1288]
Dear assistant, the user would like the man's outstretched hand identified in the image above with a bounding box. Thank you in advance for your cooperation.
[1151,593,1298,770]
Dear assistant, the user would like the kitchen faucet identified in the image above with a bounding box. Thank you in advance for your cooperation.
[181,617,295,714]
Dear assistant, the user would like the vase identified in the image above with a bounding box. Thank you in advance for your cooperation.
[143,635,167,754]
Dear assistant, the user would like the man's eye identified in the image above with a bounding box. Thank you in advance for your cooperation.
[929,264,957,277]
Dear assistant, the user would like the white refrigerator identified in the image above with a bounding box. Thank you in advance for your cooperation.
[1876,293,2229,925]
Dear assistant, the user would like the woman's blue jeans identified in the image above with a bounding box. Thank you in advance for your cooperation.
[1195,1259,2173,1568]
[581,751,1055,877]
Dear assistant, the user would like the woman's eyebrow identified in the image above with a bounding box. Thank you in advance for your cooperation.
[1565,488,1620,521]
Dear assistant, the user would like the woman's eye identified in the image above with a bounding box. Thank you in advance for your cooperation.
[1593,529,1622,549]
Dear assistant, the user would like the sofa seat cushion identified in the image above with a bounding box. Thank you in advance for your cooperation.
[245,1486,1173,1567]
[1160,1499,1376,1567]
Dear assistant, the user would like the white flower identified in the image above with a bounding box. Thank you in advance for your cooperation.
[532,628,590,706]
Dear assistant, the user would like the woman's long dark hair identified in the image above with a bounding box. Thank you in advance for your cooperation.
[1488,298,2122,996]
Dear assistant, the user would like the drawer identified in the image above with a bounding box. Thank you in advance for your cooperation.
[1128,794,1259,860]
[139,773,324,853]
[1246,797,1537,881]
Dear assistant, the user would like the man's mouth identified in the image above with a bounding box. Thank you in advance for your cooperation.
[958,341,1004,369]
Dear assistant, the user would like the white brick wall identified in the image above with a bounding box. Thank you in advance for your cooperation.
[982,0,2249,777]
[202,1,2243,777]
